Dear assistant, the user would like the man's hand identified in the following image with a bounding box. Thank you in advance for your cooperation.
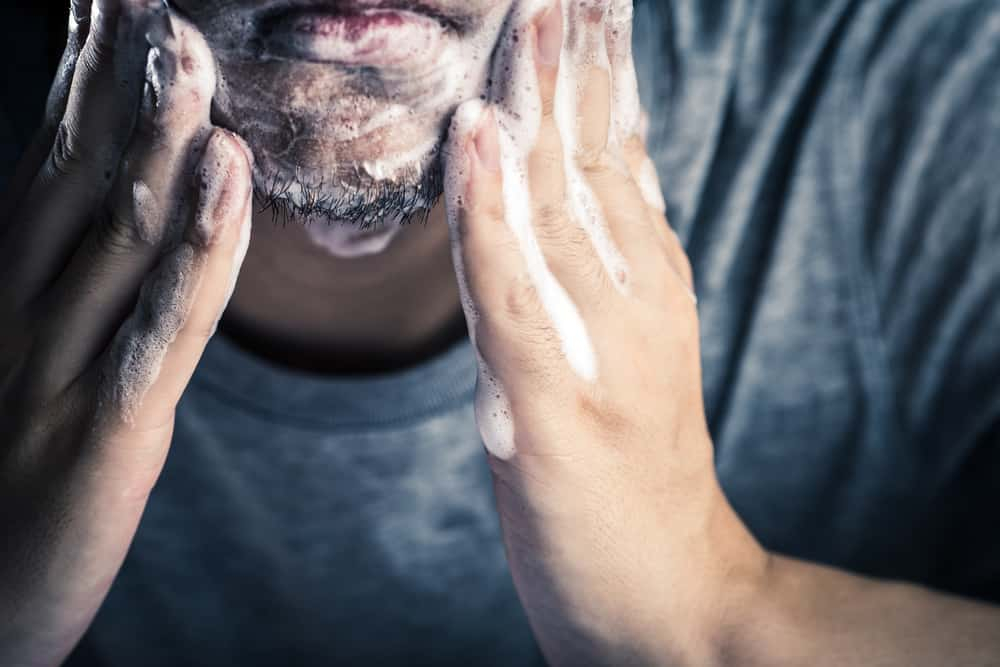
[444,1,1000,665]
[0,2,252,664]
[443,0,764,663]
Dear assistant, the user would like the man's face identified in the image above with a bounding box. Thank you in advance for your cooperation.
[172,0,515,225]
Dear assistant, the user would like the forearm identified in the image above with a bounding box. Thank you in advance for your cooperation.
[721,554,1000,666]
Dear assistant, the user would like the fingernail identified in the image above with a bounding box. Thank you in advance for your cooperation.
[535,0,563,67]
[226,130,255,173]
[194,131,243,245]
[471,107,501,173]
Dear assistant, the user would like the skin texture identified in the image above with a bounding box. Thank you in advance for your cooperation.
[445,2,1000,665]
[1,1,999,666]
[174,0,515,225]
[0,2,253,664]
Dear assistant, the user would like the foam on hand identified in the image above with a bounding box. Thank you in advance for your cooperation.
[101,11,228,424]
[552,0,632,295]
[445,100,517,461]
[446,0,642,459]
[132,180,161,245]
[488,0,600,382]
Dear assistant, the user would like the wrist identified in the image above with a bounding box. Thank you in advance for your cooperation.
[643,478,771,667]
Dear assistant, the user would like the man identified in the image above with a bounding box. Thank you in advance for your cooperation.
[1,0,998,665]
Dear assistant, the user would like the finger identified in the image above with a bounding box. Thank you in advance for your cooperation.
[447,101,592,461]
[92,128,253,433]
[604,0,695,300]
[528,0,630,313]
[568,0,613,166]
[454,99,600,391]
[6,0,167,304]
[603,0,675,275]
[526,4,619,312]
[572,3,684,303]
[30,15,218,396]
[606,0,642,146]
[527,0,567,230]
[445,101,517,460]
[621,135,695,295]
[582,138,670,300]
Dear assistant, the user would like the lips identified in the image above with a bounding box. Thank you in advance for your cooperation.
[260,1,457,67]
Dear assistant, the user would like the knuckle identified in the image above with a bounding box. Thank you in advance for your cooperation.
[79,15,117,72]
[94,204,145,256]
[579,151,620,183]
[532,202,566,238]
[76,38,112,83]
[502,272,545,323]
[49,121,87,176]
[577,144,605,168]
[575,386,630,438]
[533,120,563,159]
[540,93,557,119]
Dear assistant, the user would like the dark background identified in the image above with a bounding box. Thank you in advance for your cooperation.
[0,2,67,185]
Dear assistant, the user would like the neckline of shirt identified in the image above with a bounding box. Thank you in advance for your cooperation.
[190,330,479,430]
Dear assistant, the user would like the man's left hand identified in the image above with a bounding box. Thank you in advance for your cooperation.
[443,1,766,663]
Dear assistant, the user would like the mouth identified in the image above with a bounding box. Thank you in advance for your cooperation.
[258,1,464,67]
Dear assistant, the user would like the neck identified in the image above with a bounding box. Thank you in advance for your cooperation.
[220,201,468,375]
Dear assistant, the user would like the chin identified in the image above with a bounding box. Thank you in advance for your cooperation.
[173,0,514,215]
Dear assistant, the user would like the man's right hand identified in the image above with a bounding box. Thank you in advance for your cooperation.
[0,2,253,664]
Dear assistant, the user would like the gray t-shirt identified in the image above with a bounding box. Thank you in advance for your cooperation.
[1,0,997,665]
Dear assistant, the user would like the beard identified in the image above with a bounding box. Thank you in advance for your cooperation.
[252,142,445,231]
[171,0,514,231]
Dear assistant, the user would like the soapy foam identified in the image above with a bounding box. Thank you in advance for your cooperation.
[607,0,665,214]
[103,245,204,423]
[102,11,231,423]
[636,154,667,214]
[445,100,516,460]
[131,180,161,245]
[193,132,237,245]
[607,0,642,144]
[552,0,631,294]
[446,0,644,458]
[488,3,600,382]
[209,6,507,221]
[305,216,405,258]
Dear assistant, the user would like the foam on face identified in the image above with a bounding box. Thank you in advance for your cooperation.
[206,4,511,214]
[445,0,642,459]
